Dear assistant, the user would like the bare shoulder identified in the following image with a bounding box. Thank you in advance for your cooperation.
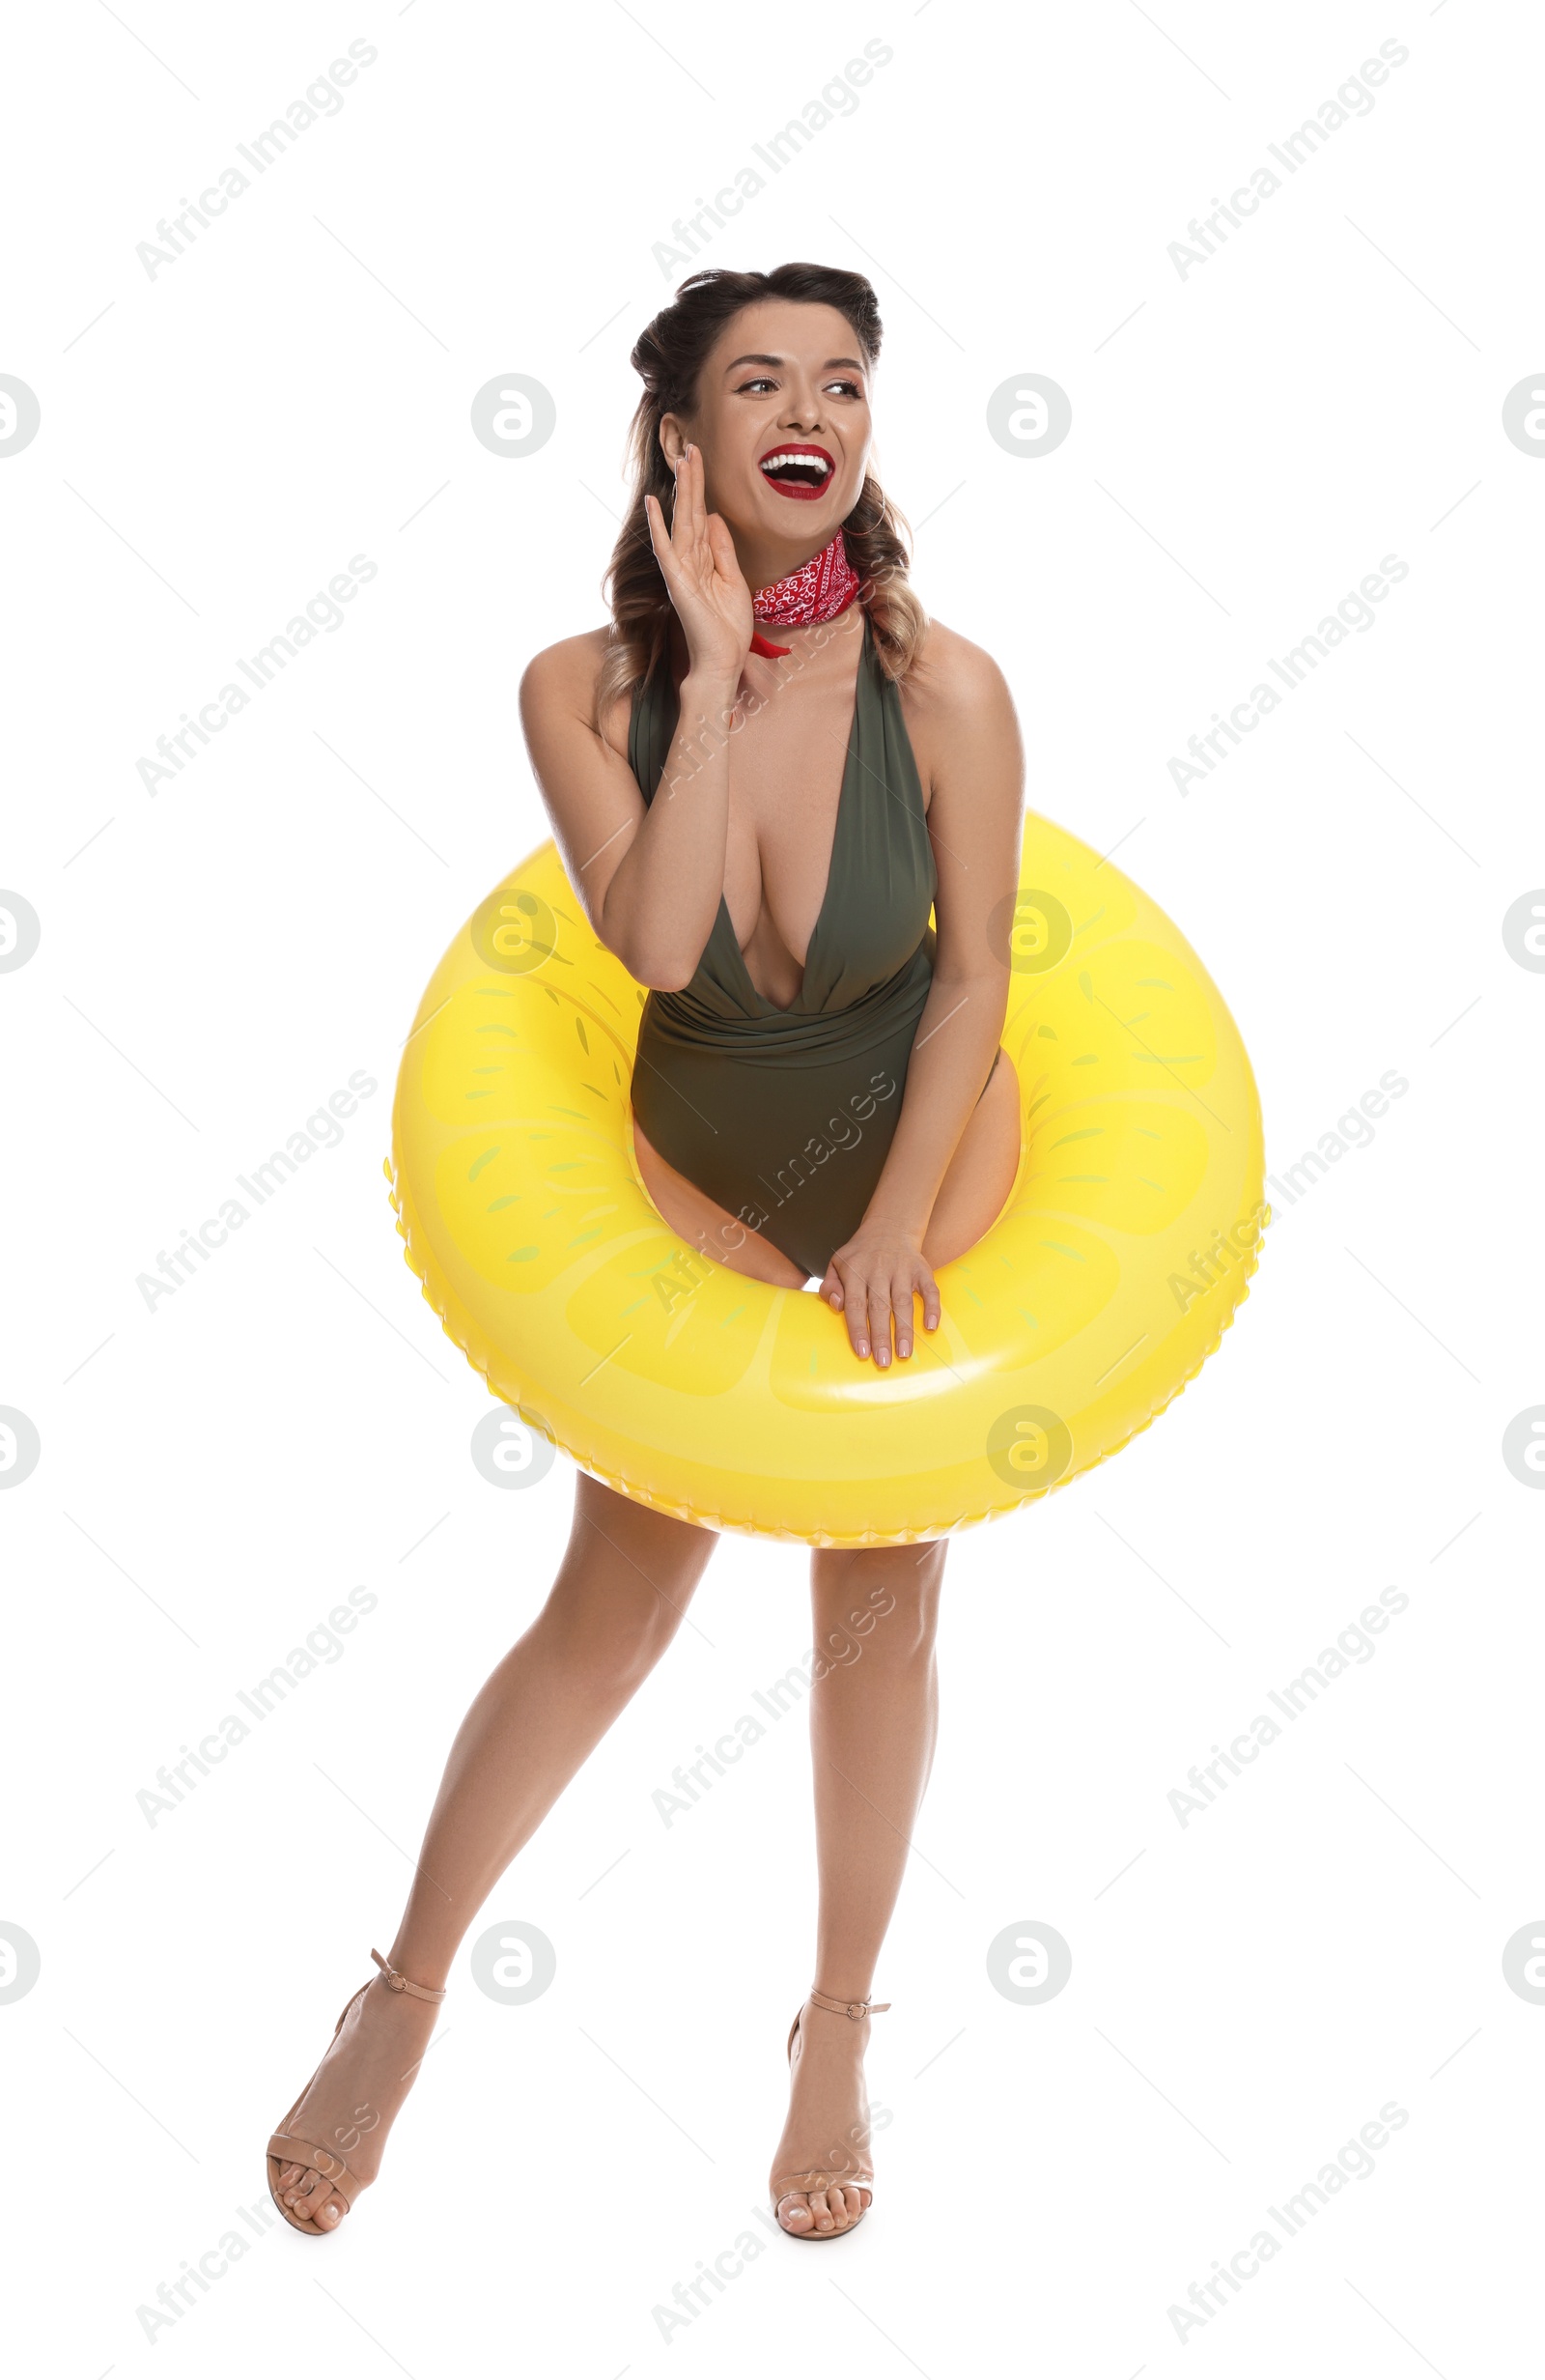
[519,624,610,711]
[519,625,633,757]
[898,619,1021,809]
[900,618,1017,725]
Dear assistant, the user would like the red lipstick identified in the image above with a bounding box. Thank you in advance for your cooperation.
[756,442,835,501]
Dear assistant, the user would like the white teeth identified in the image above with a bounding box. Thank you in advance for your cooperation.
[760,451,831,474]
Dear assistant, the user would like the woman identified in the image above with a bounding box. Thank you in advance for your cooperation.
[267,262,1024,2243]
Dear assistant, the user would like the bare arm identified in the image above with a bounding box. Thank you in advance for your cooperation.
[517,443,751,990]
[817,626,1025,1359]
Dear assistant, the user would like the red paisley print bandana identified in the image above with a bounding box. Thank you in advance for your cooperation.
[749,530,861,658]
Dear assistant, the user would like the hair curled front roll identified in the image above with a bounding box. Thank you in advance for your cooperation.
[593,262,928,729]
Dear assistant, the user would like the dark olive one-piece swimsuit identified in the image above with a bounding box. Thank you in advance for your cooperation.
[628,613,998,1281]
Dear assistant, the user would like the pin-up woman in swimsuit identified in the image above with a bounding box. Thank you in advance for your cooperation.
[267,262,1024,2244]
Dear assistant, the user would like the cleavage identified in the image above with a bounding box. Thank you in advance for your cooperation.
[717,625,861,1008]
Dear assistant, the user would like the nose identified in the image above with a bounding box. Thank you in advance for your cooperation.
[780,378,825,434]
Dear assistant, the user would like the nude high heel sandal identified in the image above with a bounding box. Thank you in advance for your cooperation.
[266,1948,447,2237]
[770,1987,891,2239]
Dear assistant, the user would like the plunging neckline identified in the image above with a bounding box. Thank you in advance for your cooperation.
[706,613,867,1017]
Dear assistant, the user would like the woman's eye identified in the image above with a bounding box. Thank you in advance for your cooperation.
[738,377,777,393]
[825,380,862,398]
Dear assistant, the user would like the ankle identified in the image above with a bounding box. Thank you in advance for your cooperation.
[378,1943,451,1998]
[806,1984,885,2021]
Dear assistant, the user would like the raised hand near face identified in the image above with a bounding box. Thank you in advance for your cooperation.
[643,441,755,685]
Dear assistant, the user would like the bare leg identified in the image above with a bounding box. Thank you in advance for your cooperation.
[273,1471,717,2229]
[768,1537,946,2234]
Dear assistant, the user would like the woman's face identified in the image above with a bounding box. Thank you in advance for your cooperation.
[660,299,873,552]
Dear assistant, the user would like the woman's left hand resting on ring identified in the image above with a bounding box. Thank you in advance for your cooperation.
[819,1224,941,1367]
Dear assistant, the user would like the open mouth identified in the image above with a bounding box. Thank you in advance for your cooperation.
[757,443,835,500]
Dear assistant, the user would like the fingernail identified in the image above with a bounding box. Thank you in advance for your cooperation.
[856,1341,868,1356]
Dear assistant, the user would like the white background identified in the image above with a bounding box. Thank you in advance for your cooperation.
[3,1,1542,2371]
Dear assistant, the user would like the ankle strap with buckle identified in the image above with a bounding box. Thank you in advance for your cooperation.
[370,1947,448,2003]
[808,1987,891,2021]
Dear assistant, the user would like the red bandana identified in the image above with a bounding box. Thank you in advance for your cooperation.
[749,530,861,658]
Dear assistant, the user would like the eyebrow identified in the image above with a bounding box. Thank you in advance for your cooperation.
[722,353,867,375]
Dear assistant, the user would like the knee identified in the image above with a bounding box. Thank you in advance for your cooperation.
[605,1599,686,1689]
[815,1544,944,1665]
[550,1479,714,1692]
[542,1588,685,1696]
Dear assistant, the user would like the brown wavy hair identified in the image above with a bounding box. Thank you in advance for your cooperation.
[593,263,927,727]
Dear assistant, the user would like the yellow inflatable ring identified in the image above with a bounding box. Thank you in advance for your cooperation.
[387,816,1267,1546]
